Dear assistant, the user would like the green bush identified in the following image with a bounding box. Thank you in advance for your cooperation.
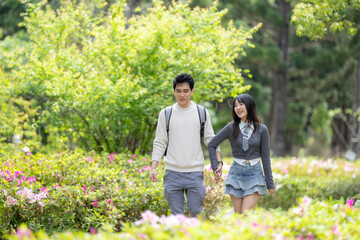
[259,157,360,209]
[5,197,360,239]
[2,152,360,237]
[0,151,225,236]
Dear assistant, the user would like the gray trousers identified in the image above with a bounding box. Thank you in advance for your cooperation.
[163,170,206,217]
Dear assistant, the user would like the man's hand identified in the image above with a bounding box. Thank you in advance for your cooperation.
[150,168,158,182]
[150,160,159,182]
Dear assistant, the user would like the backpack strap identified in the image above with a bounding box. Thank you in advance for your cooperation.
[196,104,207,139]
[164,104,206,156]
[164,106,173,156]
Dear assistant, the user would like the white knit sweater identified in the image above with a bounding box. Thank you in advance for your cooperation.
[152,101,218,172]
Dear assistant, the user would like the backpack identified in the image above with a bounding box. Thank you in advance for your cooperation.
[164,104,207,156]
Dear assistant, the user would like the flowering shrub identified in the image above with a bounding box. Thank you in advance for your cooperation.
[1,151,359,237]
[0,150,225,236]
[5,197,360,239]
[259,157,360,210]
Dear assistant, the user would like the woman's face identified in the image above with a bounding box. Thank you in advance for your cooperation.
[234,100,248,122]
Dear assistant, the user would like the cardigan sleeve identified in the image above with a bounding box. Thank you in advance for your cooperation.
[260,124,275,189]
[208,123,232,171]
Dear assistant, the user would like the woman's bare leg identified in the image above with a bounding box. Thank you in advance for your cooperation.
[230,194,243,214]
[241,192,261,214]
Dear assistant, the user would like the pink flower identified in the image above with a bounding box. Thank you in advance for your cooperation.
[138,233,147,239]
[6,196,17,206]
[22,146,32,155]
[56,174,61,180]
[346,198,354,207]
[16,227,33,238]
[107,198,111,204]
[89,157,93,163]
[123,170,127,173]
[128,159,134,164]
[141,210,160,224]
[41,187,47,192]
[109,154,114,163]
[332,225,341,235]
[93,200,98,207]
[53,184,60,189]
[302,196,312,208]
[83,185,87,191]
[132,154,137,159]
[5,162,10,166]
[308,235,315,240]
[142,166,151,171]
[27,176,36,184]
[252,222,259,227]
[89,227,97,234]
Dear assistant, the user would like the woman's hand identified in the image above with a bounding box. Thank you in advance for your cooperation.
[214,163,223,181]
[268,188,275,195]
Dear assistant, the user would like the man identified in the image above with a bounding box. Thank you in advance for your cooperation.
[150,73,222,217]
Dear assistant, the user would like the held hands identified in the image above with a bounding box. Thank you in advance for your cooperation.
[268,188,275,195]
[214,163,223,181]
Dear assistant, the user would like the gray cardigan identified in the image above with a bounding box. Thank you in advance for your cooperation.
[208,122,275,189]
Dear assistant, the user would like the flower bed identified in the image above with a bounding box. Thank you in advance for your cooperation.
[5,197,360,239]
[0,150,224,236]
[1,151,359,238]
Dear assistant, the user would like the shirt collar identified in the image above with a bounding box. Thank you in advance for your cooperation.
[240,121,254,130]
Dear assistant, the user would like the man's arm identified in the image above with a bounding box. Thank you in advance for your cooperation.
[150,160,160,182]
[152,109,168,161]
[150,109,167,182]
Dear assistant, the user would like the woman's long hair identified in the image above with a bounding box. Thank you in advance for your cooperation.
[232,93,261,138]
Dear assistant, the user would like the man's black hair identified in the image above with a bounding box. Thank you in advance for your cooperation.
[173,73,194,90]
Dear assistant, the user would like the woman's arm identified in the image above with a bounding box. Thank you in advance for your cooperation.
[208,123,232,171]
[260,124,275,190]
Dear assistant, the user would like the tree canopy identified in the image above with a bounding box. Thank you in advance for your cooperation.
[291,0,359,40]
[1,0,258,153]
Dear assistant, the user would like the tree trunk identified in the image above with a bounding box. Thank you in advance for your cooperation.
[348,57,360,155]
[331,111,349,157]
[126,0,140,18]
[270,0,290,156]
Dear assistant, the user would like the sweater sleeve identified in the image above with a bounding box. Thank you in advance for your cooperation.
[151,109,168,162]
[208,123,232,171]
[260,124,275,189]
[203,109,220,151]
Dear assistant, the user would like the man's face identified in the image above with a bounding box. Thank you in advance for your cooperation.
[174,83,194,108]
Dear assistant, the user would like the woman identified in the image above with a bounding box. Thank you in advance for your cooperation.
[208,93,275,214]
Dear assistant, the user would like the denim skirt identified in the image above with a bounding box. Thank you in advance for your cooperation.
[224,161,267,198]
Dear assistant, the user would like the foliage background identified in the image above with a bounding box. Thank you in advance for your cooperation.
[0,0,260,155]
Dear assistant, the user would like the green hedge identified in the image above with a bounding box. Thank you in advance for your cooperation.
[1,152,359,237]
[259,157,360,209]
[5,198,360,239]
[0,150,225,236]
